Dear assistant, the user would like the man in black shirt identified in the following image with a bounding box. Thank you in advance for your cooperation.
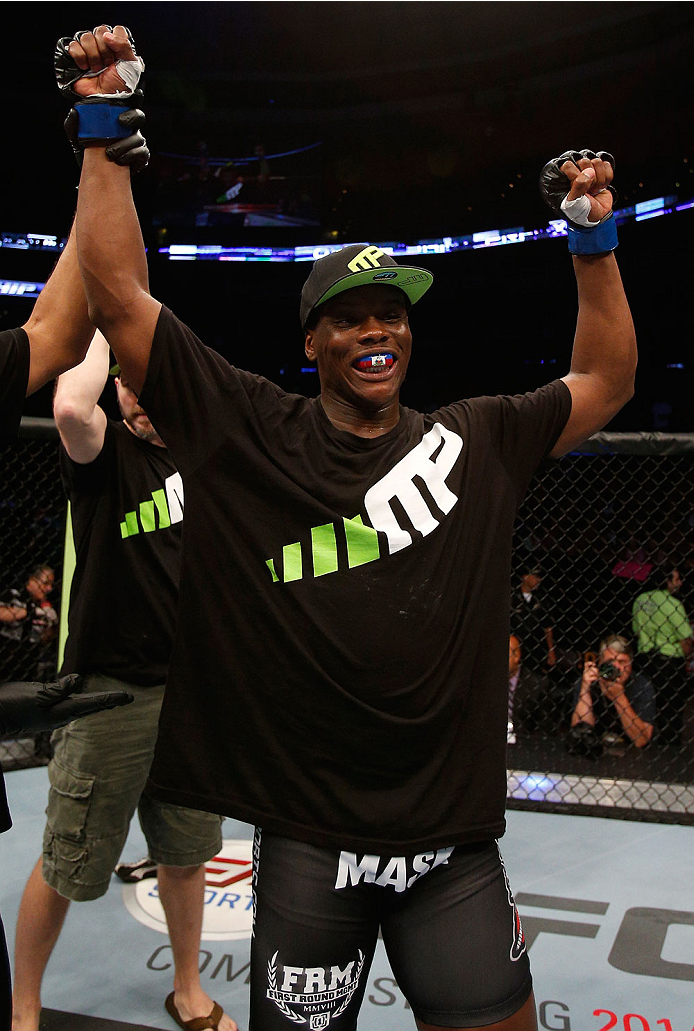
[511,570,556,674]
[510,569,560,736]
[11,332,236,1031]
[65,25,637,1031]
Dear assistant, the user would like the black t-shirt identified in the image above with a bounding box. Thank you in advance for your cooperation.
[141,306,571,852]
[0,327,29,442]
[511,587,551,672]
[60,420,182,686]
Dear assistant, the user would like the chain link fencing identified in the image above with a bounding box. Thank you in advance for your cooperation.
[509,432,694,825]
[2,422,693,823]
[1,418,64,769]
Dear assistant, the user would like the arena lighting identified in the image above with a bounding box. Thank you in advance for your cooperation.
[1,192,690,272]
[0,279,45,298]
[1,232,61,251]
[157,192,686,262]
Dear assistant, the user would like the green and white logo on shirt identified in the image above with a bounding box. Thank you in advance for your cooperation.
[266,424,463,583]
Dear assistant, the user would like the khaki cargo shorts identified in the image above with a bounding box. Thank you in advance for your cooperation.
[42,673,222,901]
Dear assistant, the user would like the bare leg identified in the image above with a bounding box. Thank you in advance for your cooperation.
[12,859,71,1031]
[416,991,538,1031]
[157,864,238,1031]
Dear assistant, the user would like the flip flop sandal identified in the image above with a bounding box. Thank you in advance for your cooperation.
[165,991,225,1031]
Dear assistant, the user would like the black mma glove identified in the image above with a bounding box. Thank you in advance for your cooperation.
[55,26,147,169]
[539,149,618,255]
[0,674,133,736]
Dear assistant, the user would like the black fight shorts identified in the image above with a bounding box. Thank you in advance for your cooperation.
[250,830,532,1030]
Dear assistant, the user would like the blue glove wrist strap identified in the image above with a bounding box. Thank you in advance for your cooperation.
[567,214,618,255]
[75,103,130,141]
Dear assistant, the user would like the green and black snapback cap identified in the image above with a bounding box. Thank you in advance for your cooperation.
[300,244,434,328]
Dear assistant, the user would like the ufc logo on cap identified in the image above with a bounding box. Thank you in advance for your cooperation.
[347,246,386,272]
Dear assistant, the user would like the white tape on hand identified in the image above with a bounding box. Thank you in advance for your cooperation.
[76,55,143,96]
[560,194,598,227]
[115,56,144,92]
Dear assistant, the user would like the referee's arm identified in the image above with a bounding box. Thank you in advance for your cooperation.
[22,227,94,395]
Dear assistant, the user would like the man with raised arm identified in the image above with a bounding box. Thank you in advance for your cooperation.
[62,25,636,1031]
[11,330,236,1031]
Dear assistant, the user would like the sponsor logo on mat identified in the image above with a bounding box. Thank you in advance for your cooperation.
[122,839,253,941]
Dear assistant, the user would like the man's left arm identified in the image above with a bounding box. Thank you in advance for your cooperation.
[609,690,653,748]
[551,253,636,457]
[540,153,637,458]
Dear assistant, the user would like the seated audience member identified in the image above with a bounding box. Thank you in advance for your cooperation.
[632,566,693,745]
[0,566,58,682]
[571,634,654,750]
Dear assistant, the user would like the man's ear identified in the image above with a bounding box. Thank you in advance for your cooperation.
[304,332,316,361]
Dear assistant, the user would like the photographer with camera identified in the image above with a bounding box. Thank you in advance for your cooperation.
[570,635,655,751]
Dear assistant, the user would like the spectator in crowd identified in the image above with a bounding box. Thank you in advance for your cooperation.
[510,570,561,736]
[571,634,655,749]
[512,568,557,673]
[0,566,58,682]
[632,567,693,745]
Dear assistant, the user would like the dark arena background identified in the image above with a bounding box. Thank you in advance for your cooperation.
[2,4,694,1030]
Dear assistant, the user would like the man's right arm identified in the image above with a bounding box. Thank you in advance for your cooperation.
[571,664,597,727]
[53,329,110,463]
[77,148,160,396]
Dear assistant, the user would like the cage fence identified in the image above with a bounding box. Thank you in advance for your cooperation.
[508,432,694,824]
[1,419,64,769]
[1,422,693,823]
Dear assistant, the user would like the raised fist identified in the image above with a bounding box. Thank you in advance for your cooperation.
[540,149,616,228]
[55,24,143,98]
